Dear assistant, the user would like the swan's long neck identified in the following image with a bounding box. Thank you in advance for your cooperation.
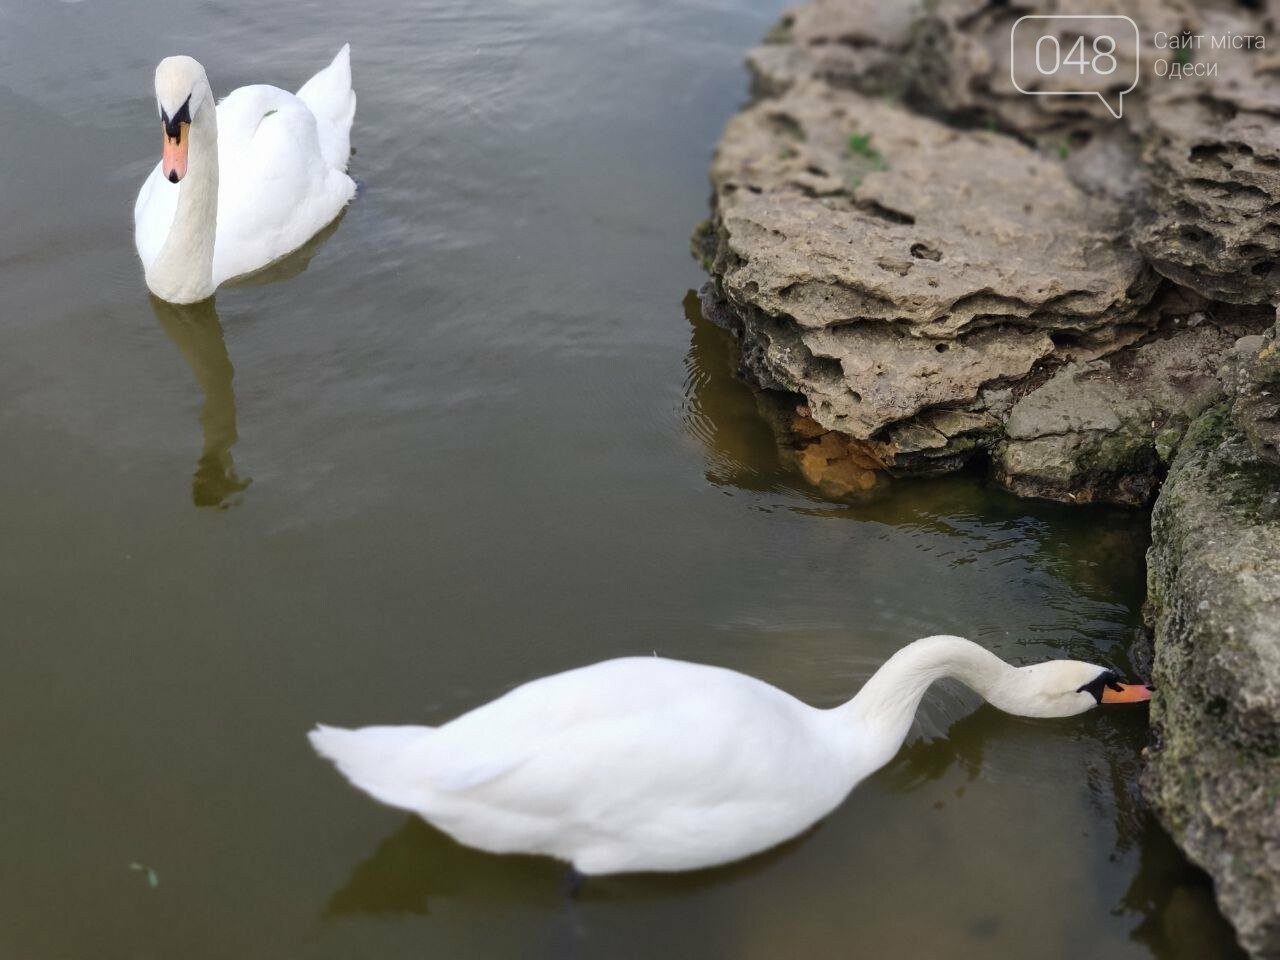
[836,636,1019,770]
[147,86,218,304]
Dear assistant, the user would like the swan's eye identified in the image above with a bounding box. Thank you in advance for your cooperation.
[160,96,192,141]
[1076,670,1123,703]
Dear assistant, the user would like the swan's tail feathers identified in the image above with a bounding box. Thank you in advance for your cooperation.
[309,723,431,813]
[296,44,357,172]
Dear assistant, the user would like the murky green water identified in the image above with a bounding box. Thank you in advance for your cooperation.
[0,1,1244,957]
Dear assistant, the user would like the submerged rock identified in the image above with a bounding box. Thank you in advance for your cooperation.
[1145,405,1280,959]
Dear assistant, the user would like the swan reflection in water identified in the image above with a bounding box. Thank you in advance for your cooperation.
[147,213,345,508]
[150,296,250,508]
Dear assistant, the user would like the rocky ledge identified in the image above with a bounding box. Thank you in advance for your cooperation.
[694,1,1280,955]
[1146,317,1280,956]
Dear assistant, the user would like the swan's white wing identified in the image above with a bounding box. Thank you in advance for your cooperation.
[212,84,293,156]
[417,660,720,794]
[210,85,355,284]
[432,661,832,804]
[295,44,356,171]
[431,658,822,791]
[319,659,821,807]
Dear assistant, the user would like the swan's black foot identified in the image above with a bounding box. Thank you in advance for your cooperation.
[562,866,585,900]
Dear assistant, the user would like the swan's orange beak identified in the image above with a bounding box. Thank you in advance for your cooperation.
[162,121,189,183]
[1101,683,1153,704]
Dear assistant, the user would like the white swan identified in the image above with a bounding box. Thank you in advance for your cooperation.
[134,47,357,303]
[310,636,1151,876]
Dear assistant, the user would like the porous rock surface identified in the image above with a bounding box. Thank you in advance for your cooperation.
[898,0,1280,304]
[1134,7,1280,305]
[696,1,1280,953]
[1145,401,1280,959]
[746,0,917,101]
[995,323,1234,506]
[696,78,1160,474]
[1228,318,1280,466]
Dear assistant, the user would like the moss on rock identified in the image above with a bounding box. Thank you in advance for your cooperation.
[1145,404,1280,958]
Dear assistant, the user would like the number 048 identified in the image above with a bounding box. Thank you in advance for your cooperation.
[1035,34,1118,75]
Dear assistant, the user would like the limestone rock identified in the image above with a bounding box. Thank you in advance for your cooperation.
[881,408,1002,475]
[1226,318,1280,466]
[703,81,1156,447]
[995,325,1233,505]
[910,0,1147,133]
[746,0,916,100]
[905,0,1280,297]
[795,321,1053,439]
[710,84,1154,339]
[1145,405,1280,958]
[1136,52,1280,304]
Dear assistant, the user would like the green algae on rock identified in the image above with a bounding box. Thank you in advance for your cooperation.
[1145,403,1280,959]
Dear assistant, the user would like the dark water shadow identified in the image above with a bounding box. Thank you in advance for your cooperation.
[150,296,250,509]
[680,289,790,494]
[1122,824,1248,960]
[679,288,1151,617]
[881,701,1244,957]
[324,816,563,917]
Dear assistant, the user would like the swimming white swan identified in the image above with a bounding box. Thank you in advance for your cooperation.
[310,636,1151,876]
[134,47,357,303]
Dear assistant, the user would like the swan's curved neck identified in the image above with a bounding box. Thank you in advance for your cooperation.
[836,636,1018,769]
[147,87,218,304]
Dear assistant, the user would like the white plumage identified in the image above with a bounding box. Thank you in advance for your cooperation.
[310,636,1151,876]
[134,47,356,303]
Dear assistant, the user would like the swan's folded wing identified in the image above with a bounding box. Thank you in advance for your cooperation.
[211,94,355,284]
[295,44,356,171]
[213,84,296,155]
[421,659,821,813]
[425,749,531,794]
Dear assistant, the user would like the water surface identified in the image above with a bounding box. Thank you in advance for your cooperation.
[0,1,1242,957]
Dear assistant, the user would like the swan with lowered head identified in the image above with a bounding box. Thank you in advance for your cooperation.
[134,47,357,304]
[310,635,1151,876]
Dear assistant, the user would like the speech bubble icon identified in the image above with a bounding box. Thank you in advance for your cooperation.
[1010,15,1140,120]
